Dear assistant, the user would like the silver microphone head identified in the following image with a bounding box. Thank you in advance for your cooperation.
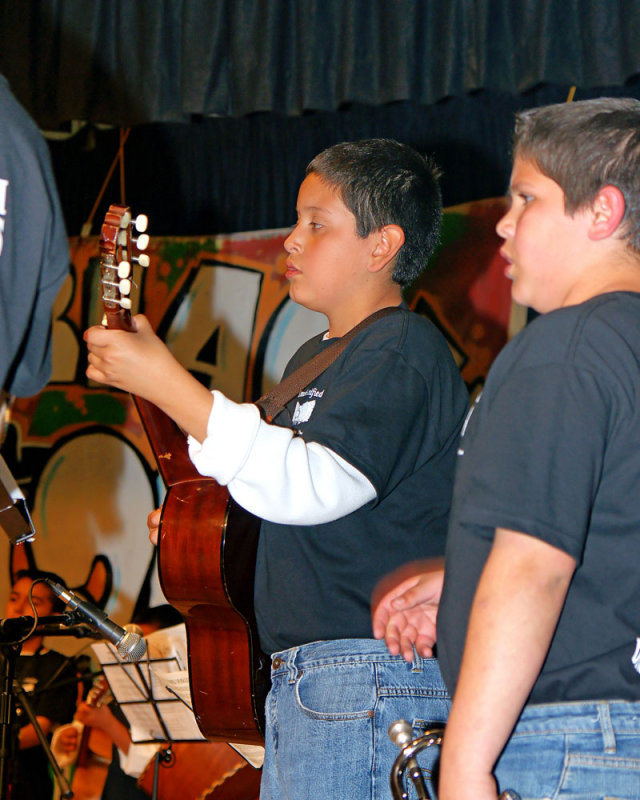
[117,624,147,662]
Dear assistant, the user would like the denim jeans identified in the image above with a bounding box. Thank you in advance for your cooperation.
[492,700,640,800]
[259,638,450,800]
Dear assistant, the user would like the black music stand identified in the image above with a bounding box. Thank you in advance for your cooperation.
[92,630,207,800]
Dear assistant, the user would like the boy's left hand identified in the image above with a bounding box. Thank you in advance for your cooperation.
[371,559,444,661]
[84,314,176,402]
[84,314,214,443]
[56,723,79,753]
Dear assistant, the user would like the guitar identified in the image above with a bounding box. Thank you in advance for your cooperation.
[98,204,269,744]
[50,677,113,800]
[71,677,112,800]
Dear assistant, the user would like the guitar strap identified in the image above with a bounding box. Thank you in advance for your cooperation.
[256,305,400,422]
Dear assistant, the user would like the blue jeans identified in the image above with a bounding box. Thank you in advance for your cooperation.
[259,638,450,800]
[492,700,640,800]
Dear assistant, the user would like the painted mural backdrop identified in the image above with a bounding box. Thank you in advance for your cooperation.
[1,197,515,631]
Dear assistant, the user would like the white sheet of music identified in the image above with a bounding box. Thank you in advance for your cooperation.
[92,623,265,766]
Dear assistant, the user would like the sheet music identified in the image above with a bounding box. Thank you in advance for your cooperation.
[91,623,265,766]
[92,623,205,743]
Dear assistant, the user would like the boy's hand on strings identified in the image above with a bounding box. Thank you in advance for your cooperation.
[85,315,213,442]
[84,314,175,404]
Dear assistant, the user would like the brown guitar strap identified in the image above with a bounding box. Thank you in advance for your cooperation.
[256,305,400,422]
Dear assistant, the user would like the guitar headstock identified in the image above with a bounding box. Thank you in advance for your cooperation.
[98,204,150,331]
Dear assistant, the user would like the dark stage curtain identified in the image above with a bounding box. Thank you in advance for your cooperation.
[3,0,640,236]
[47,81,640,237]
[1,0,640,128]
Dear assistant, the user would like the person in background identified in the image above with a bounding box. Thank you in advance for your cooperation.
[57,604,183,800]
[5,569,78,800]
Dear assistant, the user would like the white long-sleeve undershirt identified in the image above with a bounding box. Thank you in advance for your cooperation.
[187,390,376,524]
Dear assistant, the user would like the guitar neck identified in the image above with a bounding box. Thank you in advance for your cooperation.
[132,395,200,487]
[76,679,109,768]
[75,723,93,768]
[104,309,200,486]
[102,304,199,485]
[98,205,200,488]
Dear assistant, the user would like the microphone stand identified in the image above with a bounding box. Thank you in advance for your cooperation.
[0,642,18,800]
[0,615,104,800]
[12,679,73,799]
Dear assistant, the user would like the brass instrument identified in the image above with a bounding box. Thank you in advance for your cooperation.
[388,720,521,800]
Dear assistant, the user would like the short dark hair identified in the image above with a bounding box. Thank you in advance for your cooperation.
[513,97,640,254]
[13,569,68,613]
[306,138,443,286]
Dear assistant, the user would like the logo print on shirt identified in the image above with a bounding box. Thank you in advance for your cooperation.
[632,638,640,675]
[292,400,316,425]
[457,391,482,456]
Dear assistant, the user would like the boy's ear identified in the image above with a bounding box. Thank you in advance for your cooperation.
[371,224,405,271]
[588,185,626,241]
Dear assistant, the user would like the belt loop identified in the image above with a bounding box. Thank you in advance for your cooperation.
[598,701,616,753]
[287,647,300,684]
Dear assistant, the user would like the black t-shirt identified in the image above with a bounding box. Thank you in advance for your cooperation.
[10,648,77,800]
[255,307,469,654]
[438,292,640,703]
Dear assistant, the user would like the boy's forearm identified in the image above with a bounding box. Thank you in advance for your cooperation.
[19,717,52,749]
[146,359,214,443]
[439,528,575,800]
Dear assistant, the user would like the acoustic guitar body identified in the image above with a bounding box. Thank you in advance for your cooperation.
[158,477,270,742]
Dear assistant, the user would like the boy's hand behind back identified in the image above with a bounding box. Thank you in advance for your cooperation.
[371,558,444,662]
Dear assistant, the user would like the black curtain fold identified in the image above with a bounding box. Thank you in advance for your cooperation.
[49,81,640,238]
[5,0,640,238]
[2,0,640,128]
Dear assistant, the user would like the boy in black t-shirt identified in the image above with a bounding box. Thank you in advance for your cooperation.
[84,139,468,799]
[374,98,640,799]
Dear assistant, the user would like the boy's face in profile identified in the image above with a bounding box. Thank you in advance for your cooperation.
[284,173,378,317]
[496,157,595,314]
[6,576,56,619]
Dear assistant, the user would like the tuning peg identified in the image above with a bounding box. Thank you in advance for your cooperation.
[134,233,150,251]
[118,261,131,278]
[119,278,132,296]
[134,214,148,233]
[102,292,132,310]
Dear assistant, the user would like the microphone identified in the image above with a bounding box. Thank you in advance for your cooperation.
[45,580,146,662]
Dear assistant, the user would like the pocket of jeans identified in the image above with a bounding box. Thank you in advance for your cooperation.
[294,663,377,720]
